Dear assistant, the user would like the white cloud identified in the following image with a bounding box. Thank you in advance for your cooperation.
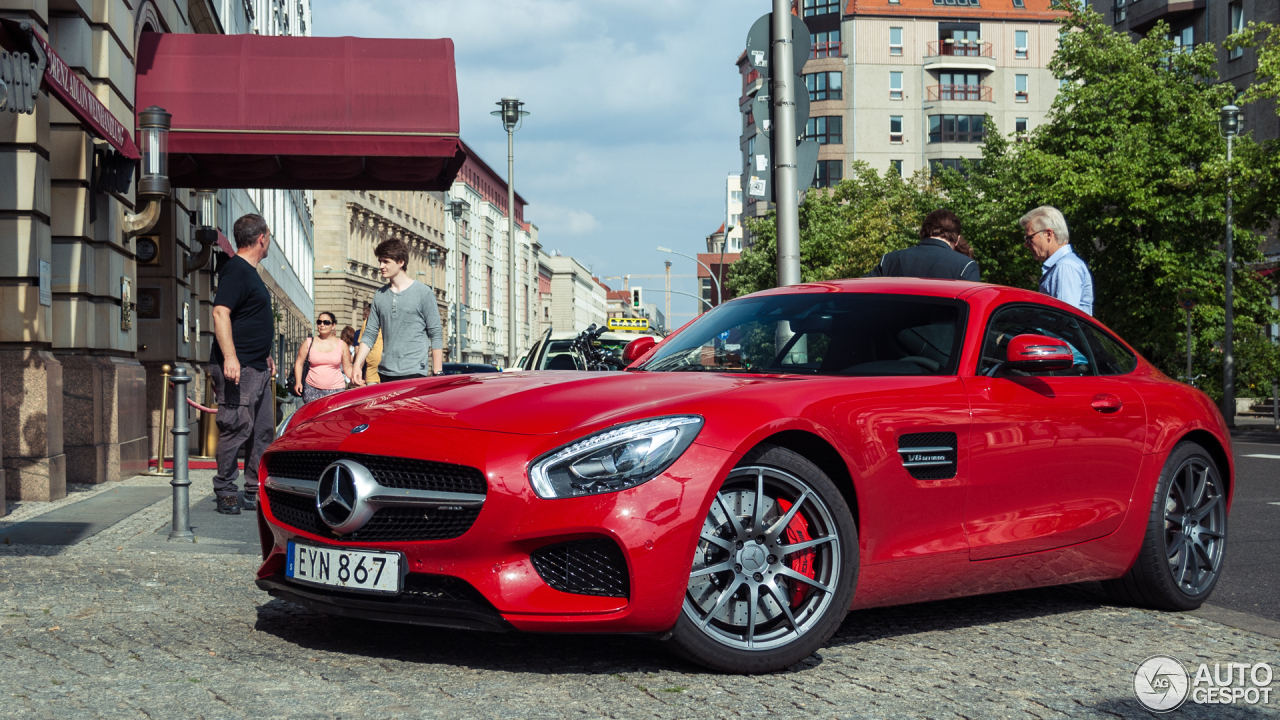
[314,0,753,317]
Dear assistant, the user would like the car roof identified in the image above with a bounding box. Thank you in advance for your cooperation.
[750,277,991,299]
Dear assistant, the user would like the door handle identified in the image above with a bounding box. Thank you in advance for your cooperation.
[1091,393,1123,413]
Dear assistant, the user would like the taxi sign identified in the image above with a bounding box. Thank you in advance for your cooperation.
[607,317,649,332]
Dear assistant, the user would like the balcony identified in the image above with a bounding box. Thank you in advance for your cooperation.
[924,40,997,72]
[926,84,993,102]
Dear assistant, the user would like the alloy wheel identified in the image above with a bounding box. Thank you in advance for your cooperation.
[682,465,842,651]
[1163,455,1226,596]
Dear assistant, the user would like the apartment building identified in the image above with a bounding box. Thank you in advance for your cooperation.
[740,0,1064,222]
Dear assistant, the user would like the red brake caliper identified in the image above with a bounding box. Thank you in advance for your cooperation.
[774,498,815,607]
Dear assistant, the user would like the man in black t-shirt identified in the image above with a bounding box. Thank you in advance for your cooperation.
[209,214,277,515]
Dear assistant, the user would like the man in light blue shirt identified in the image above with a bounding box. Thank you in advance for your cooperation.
[1020,205,1094,315]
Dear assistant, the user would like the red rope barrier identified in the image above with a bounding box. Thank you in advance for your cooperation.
[187,397,217,414]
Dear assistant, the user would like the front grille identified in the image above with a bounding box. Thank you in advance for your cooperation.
[265,452,486,495]
[265,487,481,542]
[530,539,629,598]
[401,574,489,604]
[897,431,958,480]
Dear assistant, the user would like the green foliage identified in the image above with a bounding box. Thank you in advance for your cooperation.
[731,5,1280,400]
[727,163,938,297]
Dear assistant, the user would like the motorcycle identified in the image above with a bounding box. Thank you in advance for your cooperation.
[571,324,626,371]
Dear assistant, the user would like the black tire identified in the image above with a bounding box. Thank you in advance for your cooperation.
[1103,442,1227,611]
[665,445,858,673]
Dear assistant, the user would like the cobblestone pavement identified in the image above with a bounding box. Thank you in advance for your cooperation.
[1,474,1278,719]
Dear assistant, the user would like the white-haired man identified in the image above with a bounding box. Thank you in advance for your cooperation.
[1020,206,1094,315]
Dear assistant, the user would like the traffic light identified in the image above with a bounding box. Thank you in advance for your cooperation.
[631,288,643,310]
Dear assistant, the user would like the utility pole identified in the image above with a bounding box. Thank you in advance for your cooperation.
[772,0,801,287]
[665,260,672,330]
[493,98,528,367]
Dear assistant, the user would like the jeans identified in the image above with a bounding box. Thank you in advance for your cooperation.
[209,364,275,499]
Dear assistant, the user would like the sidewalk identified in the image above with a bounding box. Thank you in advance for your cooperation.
[0,469,259,556]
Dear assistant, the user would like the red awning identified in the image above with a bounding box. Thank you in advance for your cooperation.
[135,32,465,191]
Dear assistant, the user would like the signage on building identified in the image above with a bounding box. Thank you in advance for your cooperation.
[38,260,50,306]
[608,317,649,332]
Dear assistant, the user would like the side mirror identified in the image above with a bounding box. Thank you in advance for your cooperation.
[623,336,657,364]
[1003,334,1074,373]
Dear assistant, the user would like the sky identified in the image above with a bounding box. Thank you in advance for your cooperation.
[313,0,756,323]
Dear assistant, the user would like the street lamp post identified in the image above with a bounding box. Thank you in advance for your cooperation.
[492,98,529,368]
[657,246,720,308]
[1220,104,1241,427]
[450,198,469,362]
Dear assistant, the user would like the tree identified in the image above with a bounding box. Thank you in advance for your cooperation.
[727,163,939,298]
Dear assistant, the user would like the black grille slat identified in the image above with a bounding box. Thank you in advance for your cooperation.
[897,431,958,480]
[265,452,486,495]
[530,539,630,598]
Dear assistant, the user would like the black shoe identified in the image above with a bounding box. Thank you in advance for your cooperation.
[241,493,257,511]
[216,496,241,515]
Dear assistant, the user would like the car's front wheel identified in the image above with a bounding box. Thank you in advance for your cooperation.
[1104,441,1228,611]
[666,445,858,673]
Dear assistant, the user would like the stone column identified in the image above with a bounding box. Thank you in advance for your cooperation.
[0,349,66,501]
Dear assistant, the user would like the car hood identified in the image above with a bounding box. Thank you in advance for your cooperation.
[298,371,749,436]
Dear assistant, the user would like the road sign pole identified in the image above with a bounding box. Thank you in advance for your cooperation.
[771,1,801,287]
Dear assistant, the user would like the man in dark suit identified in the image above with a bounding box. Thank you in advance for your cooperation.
[866,209,980,281]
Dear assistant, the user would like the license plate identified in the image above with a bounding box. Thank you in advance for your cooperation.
[286,542,402,594]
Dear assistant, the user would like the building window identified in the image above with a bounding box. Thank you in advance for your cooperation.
[934,0,980,6]
[1015,74,1029,102]
[890,71,904,100]
[937,72,985,101]
[731,190,743,202]
[1015,30,1028,59]
[811,30,841,59]
[1015,117,1028,134]
[890,27,903,56]
[930,158,966,176]
[805,71,843,101]
[928,114,986,143]
[805,116,843,144]
[1229,2,1244,59]
[890,159,903,177]
[803,0,840,16]
[815,160,843,188]
[1013,0,1024,6]
[890,115,904,143]
[1112,0,1124,22]
[1173,26,1193,53]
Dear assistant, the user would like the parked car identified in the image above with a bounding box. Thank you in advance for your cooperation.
[440,363,500,375]
[259,278,1232,673]
[519,328,662,371]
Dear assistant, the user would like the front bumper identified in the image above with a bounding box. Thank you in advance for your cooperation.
[258,421,736,634]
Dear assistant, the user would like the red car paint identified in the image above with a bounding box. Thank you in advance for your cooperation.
[256,278,1233,633]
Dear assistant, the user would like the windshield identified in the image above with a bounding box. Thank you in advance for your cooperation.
[539,340,585,370]
[639,293,966,376]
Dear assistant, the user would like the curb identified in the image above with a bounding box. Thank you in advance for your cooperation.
[1190,603,1280,640]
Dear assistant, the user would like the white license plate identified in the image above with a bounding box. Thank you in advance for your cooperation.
[286,542,402,594]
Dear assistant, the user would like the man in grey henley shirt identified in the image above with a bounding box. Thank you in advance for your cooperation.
[352,239,444,384]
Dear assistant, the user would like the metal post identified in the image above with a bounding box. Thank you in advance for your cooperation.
[507,129,517,368]
[1273,379,1278,430]
[168,367,194,542]
[1224,133,1235,427]
[1185,308,1193,384]
[147,364,173,476]
[664,261,672,332]
[772,0,801,287]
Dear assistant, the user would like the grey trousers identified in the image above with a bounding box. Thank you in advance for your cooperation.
[209,364,275,499]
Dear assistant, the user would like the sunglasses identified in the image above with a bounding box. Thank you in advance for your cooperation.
[316,320,333,326]
[1023,229,1048,244]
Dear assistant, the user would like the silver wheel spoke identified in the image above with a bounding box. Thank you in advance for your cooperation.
[1190,467,1209,508]
[699,531,736,553]
[1193,495,1221,522]
[780,535,836,555]
[714,494,747,541]
[1199,528,1224,540]
[697,577,744,630]
[1165,512,1186,526]
[776,565,831,593]
[1192,539,1214,570]
[1167,534,1185,560]
[690,560,735,579]
[761,581,800,633]
[1180,468,1195,512]
[752,469,766,534]
[766,490,809,542]
[1175,543,1190,586]
[746,583,759,649]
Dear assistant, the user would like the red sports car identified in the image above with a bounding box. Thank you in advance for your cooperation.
[256,279,1232,673]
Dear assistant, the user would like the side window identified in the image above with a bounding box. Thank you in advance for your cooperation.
[1080,323,1137,375]
[979,305,1092,377]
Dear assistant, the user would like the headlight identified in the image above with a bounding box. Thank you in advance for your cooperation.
[528,416,703,499]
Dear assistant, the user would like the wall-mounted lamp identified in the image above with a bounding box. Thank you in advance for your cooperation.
[183,188,219,276]
[124,105,172,237]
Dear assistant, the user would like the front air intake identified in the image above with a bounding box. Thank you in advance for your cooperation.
[530,539,630,598]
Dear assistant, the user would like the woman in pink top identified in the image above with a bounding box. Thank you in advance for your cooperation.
[293,312,353,403]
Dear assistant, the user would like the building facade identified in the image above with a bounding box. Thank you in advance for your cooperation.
[446,142,539,368]
[542,252,607,334]
[312,190,450,345]
[741,0,1063,223]
[0,0,314,509]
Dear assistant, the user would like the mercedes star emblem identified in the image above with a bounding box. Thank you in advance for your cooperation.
[351,423,369,434]
[315,460,378,534]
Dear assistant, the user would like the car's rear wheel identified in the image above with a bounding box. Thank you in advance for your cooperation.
[1104,442,1227,611]
[666,446,858,673]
